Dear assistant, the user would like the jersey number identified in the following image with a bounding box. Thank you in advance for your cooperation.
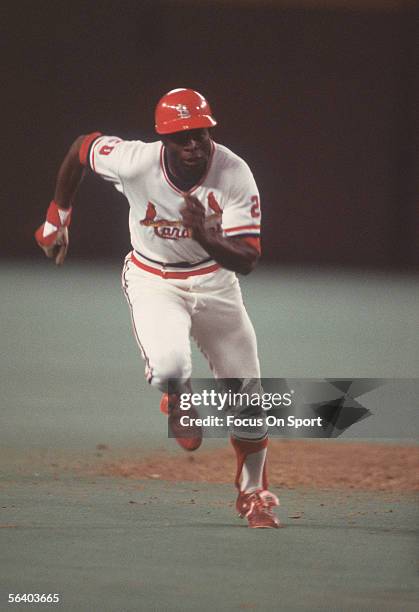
[99,145,115,156]
[250,195,260,218]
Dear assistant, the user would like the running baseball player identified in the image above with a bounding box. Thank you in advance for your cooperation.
[35,88,280,528]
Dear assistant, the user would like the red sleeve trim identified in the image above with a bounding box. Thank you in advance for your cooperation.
[79,132,102,166]
[242,236,261,254]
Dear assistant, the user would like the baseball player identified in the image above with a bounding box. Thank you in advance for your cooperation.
[35,88,280,528]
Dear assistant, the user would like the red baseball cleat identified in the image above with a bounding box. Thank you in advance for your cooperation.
[236,489,281,528]
[160,393,202,452]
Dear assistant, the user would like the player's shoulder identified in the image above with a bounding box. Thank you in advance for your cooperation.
[102,137,160,174]
[213,141,249,167]
[212,141,255,182]
[92,134,159,153]
[214,142,250,173]
[113,137,160,156]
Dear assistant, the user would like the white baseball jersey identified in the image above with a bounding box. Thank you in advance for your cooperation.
[81,135,261,274]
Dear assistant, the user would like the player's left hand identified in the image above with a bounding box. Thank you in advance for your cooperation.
[180,195,206,240]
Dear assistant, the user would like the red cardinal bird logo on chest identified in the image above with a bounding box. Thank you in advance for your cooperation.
[140,202,157,226]
[207,191,222,215]
[139,194,222,240]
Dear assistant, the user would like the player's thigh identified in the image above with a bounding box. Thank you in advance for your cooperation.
[122,259,192,383]
[191,281,260,378]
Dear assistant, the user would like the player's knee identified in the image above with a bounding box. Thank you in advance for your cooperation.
[151,353,192,390]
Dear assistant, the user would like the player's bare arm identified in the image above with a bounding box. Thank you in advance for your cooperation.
[181,195,259,275]
[53,135,86,209]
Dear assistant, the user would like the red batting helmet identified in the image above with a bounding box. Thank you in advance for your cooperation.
[155,88,217,135]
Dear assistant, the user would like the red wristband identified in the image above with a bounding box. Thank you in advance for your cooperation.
[46,200,72,227]
[34,201,72,248]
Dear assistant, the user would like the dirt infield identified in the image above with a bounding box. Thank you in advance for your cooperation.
[92,440,419,492]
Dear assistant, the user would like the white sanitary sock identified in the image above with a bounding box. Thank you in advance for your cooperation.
[241,448,267,493]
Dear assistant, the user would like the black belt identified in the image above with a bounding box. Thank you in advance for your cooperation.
[134,250,213,269]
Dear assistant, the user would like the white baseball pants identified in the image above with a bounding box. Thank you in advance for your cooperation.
[121,253,261,390]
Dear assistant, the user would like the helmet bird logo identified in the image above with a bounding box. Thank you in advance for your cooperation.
[174,104,191,119]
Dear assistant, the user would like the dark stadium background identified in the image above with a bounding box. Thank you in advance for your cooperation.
[3,0,418,271]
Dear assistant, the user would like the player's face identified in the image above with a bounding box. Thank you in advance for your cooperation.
[163,128,212,178]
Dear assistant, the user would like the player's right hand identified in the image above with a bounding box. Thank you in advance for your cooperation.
[35,225,69,265]
[35,200,72,266]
